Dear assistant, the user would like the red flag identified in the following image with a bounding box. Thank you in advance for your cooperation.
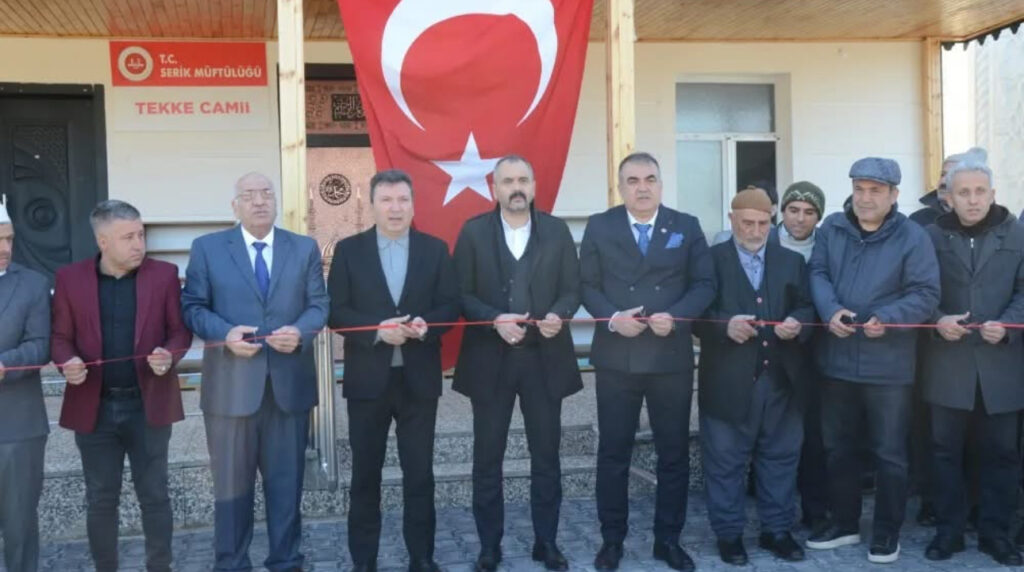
[336,0,593,368]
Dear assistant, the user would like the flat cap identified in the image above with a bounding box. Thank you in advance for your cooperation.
[849,157,901,186]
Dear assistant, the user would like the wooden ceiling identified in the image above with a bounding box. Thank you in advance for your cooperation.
[0,0,1020,41]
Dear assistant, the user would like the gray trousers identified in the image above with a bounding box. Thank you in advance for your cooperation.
[700,373,803,539]
[0,435,46,572]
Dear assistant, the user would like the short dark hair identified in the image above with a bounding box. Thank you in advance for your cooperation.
[494,154,534,179]
[618,152,660,178]
[369,169,414,202]
[90,200,141,231]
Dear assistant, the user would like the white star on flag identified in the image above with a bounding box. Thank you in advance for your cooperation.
[432,133,501,206]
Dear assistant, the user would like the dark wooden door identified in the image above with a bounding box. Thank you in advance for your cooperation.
[0,94,103,281]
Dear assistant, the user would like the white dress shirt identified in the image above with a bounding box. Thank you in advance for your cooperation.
[501,214,531,260]
[240,225,275,275]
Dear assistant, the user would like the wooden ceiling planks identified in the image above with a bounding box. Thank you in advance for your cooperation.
[0,0,1018,41]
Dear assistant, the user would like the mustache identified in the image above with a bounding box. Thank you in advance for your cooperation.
[510,192,528,202]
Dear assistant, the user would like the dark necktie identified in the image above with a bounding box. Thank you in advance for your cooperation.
[635,223,651,256]
[253,242,270,299]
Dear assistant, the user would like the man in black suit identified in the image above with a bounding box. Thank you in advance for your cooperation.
[696,189,815,566]
[453,155,582,572]
[327,169,460,572]
[580,152,715,571]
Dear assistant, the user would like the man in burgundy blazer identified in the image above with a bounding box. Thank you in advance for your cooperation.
[51,200,192,572]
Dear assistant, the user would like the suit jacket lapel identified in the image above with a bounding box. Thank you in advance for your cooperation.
[0,265,20,317]
[267,228,291,301]
[80,260,102,346]
[134,258,154,349]
[398,231,424,308]
[614,207,646,269]
[366,227,395,309]
[227,226,263,301]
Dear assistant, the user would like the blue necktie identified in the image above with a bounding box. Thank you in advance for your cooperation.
[634,223,651,256]
[253,242,270,299]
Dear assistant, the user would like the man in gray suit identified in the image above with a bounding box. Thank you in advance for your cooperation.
[0,195,51,572]
[182,173,329,571]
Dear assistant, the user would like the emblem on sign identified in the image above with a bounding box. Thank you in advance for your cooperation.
[319,174,352,206]
[117,46,154,82]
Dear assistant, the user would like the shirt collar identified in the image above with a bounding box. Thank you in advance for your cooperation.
[733,237,767,261]
[500,213,531,234]
[377,229,410,250]
[241,225,275,249]
[627,207,659,229]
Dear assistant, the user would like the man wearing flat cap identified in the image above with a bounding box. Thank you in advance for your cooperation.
[805,157,940,564]
[696,189,815,566]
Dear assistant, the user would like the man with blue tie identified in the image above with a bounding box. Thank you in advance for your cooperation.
[182,172,329,571]
[580,152,715,571]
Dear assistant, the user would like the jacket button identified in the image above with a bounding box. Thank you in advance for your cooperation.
[763,360,770,366]
[762,341,768,347]
[756,297,763,304]
[655,285,661,291]
[395,309,401,315]
[629,286,635,291]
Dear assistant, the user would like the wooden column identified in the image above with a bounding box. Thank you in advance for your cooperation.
[922,38,944,192]
[278,0,308,233]
[606,0,636,206]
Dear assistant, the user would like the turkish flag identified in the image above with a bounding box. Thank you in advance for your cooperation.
[336,0,593,368]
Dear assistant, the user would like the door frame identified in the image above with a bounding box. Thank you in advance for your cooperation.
[0,83,109,205]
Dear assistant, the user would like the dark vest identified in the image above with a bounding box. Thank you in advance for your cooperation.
[498,235,538,345]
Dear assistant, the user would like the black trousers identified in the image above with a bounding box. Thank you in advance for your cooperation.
[701,373,803,538]
[205,381,309,572]
[0,435,46,572]
[75,397,173,572]
[821,379,911,538]
[472,346,563,548]
[595,368,692,544]
[931,387,1019,539]
[347,367,438,565]
[797,377,828,523]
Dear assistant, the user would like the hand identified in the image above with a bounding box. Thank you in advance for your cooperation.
[727,314,758,344]
[936,312,971,342]
[405,317,428,340]
[266,326,302,354]
[980,320,1007,345]
[378,315,411,346]
[863,316,886,338]
[147,347,173,376]
[226,325,262,358]
[648,312,675,337]
[829,309,857,338]
[495,313,529,345]
[62,356,87,386]
[774,316,803,340]
[610,306,647,338]
[537,312,563,339]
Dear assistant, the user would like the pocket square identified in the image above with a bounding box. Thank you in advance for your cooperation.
[665,232,684,249]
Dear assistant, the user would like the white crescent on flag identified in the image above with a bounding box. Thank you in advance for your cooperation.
[380,0,558,130]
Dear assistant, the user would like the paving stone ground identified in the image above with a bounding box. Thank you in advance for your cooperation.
[28,494,1023,571]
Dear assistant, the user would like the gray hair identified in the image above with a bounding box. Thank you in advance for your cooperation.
[618,152,660,179]
[939,147,988,194]
[494,154,535,179]
[89,200,141,232]
[944,159,994,190]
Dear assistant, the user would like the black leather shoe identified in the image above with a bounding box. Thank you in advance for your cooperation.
[916,501,937,527]
[758,531,805,562]
[351,564,377,572]
[593,542,623,571]
[924,534,964,561]
[408,558,440,572]
[474,546,502,572]
[653,540,696,571]
[716,537,748,566]
[532,540,569,571]
[979,536,1023,566]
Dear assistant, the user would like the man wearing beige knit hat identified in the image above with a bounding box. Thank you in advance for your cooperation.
[696,188,815,565]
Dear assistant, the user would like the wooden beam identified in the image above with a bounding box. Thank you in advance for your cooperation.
[278,0,308,233]
[606,0,636,206]
[922,37,944,192]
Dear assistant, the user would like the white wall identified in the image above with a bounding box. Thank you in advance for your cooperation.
[0,37,927,232]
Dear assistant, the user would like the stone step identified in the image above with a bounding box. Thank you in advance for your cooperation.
[41,455,662,541]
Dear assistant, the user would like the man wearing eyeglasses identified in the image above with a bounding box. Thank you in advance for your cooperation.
[182,172,329,571]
